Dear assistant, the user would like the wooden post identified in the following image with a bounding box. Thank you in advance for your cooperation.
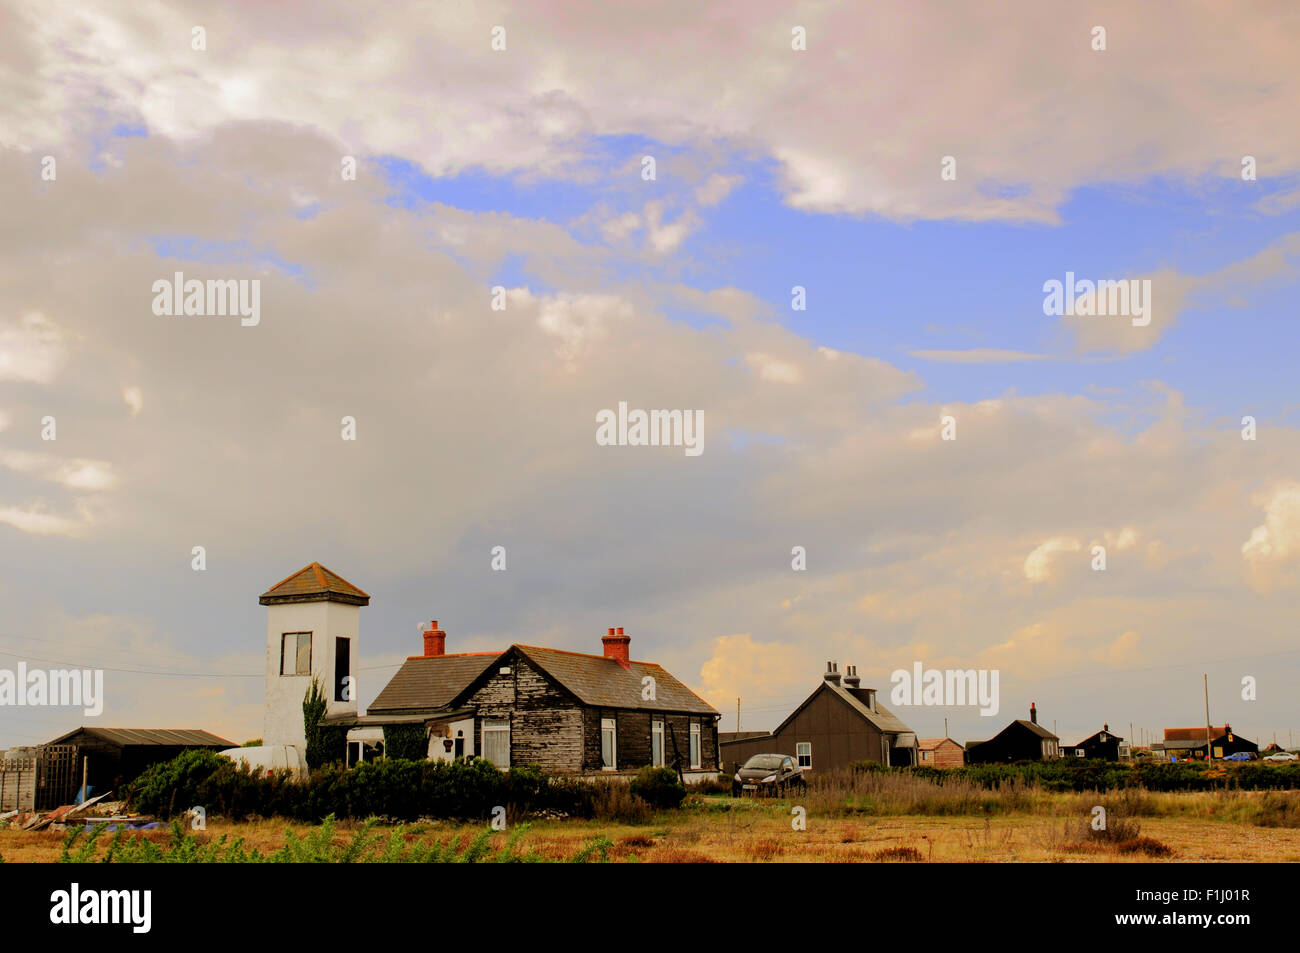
[1204,674,1213,760]
[667,723,685,785]
[80,755,88,803]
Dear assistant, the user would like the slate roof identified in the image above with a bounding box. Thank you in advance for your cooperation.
[259,562,370,606]
[515,645,719,715]
[770,680,917,740]
[46,728,234,748]
[367,644,719,717]
[1011,719,1058,740]
[1068,727,1123,747]
[367,653,500,714]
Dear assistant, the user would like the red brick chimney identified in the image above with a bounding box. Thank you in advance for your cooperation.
[1030,701,1038,725]
[422,621,446,658]
[602,626,630,669]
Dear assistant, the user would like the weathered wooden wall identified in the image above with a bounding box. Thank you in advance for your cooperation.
[467,651,583,772]
[0,758,35,812]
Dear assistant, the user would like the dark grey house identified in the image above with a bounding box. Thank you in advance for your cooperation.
[719,662,917,773]
[349,623,722,781]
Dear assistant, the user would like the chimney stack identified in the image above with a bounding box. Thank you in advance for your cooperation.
[843,665,861,689]
[824,661,841,686]
[601,626,631,669]
[1030,701,1038,725]
[422,621,446,658]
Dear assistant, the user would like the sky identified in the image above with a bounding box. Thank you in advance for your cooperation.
[2,0,1299,752]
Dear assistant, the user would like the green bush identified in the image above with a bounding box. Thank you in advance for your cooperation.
[629,766,686,809]
[124,752,649,823]
[383,725,428,762]
[303,677,347,769]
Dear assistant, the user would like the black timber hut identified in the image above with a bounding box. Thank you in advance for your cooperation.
[1062,723,1126,761]
[966,703,1060,763]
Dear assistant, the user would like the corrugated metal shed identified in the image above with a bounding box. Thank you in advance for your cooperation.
[44,728,234,748]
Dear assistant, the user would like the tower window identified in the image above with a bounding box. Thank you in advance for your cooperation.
[281,632,311,676]
[334,637,351,701]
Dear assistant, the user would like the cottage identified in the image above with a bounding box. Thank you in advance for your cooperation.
[1061,723,1128,761]
[360,623,721,780]
[1159,724,1257,760]
[719,662,918,774]
[917,737,966,768]
[965,703,1059,763]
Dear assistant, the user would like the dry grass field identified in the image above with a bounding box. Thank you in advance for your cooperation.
[4,787,1299,863]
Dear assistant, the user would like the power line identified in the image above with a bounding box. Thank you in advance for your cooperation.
[0,645,406,679]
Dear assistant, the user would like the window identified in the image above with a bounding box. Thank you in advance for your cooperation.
[921,749,932,762]
[483,718,510,769]
[280,632,311,676]
[651,719,664,767]
[601,717,617,770]
[334,637,351,701]
[689,721,701,769]
[796,741,812,769]
[1075,748,1085,757]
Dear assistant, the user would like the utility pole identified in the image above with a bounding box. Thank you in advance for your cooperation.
[1204,674,1213,760]
[944,717,949,739]
[736,697,740,733]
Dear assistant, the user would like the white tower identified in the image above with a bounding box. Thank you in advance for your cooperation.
[260,562,369,748]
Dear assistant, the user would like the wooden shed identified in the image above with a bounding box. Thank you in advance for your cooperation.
[917,737,966,768]
[41,727,234,797]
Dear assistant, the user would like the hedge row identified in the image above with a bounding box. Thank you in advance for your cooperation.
[125,750,687,822]
[852,758,1300,792]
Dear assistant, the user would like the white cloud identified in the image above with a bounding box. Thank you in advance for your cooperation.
[1023,537,1083,583]
[0,312,66,383]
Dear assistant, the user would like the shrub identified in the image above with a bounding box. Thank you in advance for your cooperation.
[303,678,347,769]
[630,766,687,810]
[383,725,428,762]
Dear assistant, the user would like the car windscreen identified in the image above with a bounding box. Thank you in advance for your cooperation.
[743,755,785,770]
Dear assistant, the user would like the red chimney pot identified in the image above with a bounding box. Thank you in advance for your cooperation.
[423,621,446,658]
[602,626,631,669]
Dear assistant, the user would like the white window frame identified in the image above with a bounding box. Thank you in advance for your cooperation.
[796,741,812,769]
[651,719,664,767]
[689,721,701,769]
[281,632,311,676]
[601,717,617,770]
[482,718,510,769]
